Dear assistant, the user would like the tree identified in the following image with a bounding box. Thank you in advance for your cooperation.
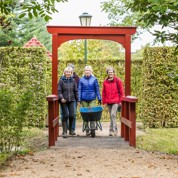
[0,0,67,22]
[58,40,123,60]
[101,0,178,50]
[0,13,51,50]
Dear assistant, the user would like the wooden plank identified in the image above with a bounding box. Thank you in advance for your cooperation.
[46,95,58,101]
[120,116,132,128]
[52,116,59,127]
[121,96,138,103]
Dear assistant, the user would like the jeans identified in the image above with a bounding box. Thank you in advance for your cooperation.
[60,101,77,131]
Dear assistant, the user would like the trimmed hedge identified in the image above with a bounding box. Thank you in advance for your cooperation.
[141,47,178,128]
[57,58,142,121]
[1,46,177,153]
[0,47,51,128]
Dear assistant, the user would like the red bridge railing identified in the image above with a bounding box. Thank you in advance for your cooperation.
[46,95,59,147]
[120,96,138,147]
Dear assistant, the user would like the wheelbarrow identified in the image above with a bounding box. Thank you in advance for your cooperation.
[79,106,103,137]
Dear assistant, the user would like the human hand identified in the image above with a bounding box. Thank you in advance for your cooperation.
[61,98,66,103]
[98,100,101,105]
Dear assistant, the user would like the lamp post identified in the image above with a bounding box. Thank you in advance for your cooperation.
[79,12,92,65]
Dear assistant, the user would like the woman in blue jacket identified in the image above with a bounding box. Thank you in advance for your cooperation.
[78,65,101,135]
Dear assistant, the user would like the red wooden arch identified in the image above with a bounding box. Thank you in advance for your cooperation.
[46,26,136,96]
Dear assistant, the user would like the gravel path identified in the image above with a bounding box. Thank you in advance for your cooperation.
[0,122,178,178]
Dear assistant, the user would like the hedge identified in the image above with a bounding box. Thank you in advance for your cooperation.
[57,58,142,121]
[140,47,178,128]
[0,47,51,128]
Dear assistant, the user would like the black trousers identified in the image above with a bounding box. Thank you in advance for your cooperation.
[60,101,75,122]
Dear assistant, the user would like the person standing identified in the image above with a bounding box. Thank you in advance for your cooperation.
[67,63,80,135]
[78,65,102,135]
[102,66,124,136]
[58,67,79,138]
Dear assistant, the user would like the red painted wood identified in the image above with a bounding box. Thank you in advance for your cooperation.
[129,103,136,147]
[47,98,55,147]
[124,101,130,141]
[55,100,59,139]
[47,26,136,35]
[52,34,59,95]
[47,25,137,147]
[46,95,58,147]
[46,26,136,96]
[121,96,138,147]
[125,35,131,96]
[121,96,138,103]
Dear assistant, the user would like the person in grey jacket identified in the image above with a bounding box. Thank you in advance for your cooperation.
[58,67,79,138]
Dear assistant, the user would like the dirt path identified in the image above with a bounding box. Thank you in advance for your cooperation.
[1,122,178,178]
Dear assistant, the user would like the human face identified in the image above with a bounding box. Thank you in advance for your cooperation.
[84,69,92,77]
[108,71,114,79]
[64,70,72,78]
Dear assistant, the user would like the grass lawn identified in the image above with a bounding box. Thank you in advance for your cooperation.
[137,128,178,155]
[0,127,48,167]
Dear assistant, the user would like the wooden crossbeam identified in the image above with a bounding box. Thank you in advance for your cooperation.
[120,116,132,128]
[52,116,59,127]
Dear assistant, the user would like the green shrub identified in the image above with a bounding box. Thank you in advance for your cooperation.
[140,47,178,128]
[0,47,51,128]
[57,58,142,121]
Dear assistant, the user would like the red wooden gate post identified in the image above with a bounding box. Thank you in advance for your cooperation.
[121,96,138,147]
[46,95,59,147]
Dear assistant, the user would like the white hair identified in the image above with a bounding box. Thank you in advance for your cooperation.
[84,65,93,72]
[64,67,73,73]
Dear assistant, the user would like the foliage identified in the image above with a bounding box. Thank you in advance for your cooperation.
[140,47,178,128]
[58,40,124,60]
[57,58,142,121]
[101,0,178,49]
[0,47,51,128]
[0,0,67,22]
[137,128,178,154]
[0,47,51,153]
[0,87,33,152]
[0,13,52,51]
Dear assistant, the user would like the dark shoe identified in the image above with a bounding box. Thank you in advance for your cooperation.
[69,130,76,135]
[62,121,67,138]
[86,130,90,136]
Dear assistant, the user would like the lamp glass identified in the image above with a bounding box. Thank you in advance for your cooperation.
[79,12,92,26]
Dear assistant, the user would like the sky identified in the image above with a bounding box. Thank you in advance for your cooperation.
[47,0,155,52]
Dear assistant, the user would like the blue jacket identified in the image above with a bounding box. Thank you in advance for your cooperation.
[78,75,101,102]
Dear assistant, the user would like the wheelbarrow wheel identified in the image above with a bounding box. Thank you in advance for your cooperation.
[91,129,95,137]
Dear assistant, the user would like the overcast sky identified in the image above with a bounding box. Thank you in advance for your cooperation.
[47,0,155,52]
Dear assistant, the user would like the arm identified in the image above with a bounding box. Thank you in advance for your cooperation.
[94,78,102,101]
[102,82,106,104]
[78,79,82,102]
[117,78,124,98]
[58,80,64,100]
[74,82,79,102]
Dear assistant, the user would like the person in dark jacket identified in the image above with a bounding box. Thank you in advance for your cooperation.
[67,63,80,134]
[78,65,102,135]
[102,66,124,136]
[58,67,79,138]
